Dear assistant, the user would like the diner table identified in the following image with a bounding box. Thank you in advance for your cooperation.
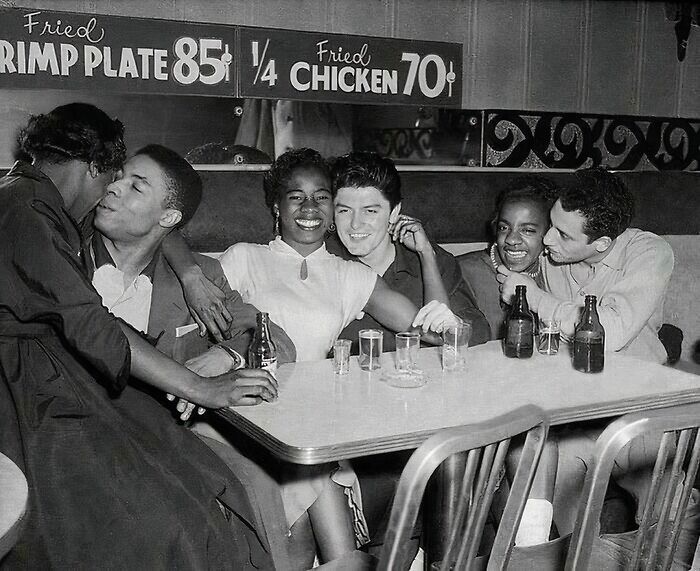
[218,340,700,567]
[218,340,700,465]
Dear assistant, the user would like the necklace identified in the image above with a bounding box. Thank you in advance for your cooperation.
[489,243,541,279]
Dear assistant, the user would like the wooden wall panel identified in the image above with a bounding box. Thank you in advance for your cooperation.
[638,3,679,117]
[678,27,700,118]
[527,0,586,113]
[394,0,468,42]
[586,1,639,115]
[328,0,388,36]
[470,0,529,110]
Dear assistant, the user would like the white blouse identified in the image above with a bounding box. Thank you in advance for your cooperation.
[219,237,378,361]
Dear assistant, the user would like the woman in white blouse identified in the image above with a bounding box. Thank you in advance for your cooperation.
[217,148,457,566]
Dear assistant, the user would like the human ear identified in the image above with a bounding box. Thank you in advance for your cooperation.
[594,235,612,253]
[87,162,100,179]
[160,209,183,229]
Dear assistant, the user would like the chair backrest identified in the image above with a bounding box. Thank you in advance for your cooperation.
[378,405,549,571]
[0,452,28,561]
[566,402,700,571]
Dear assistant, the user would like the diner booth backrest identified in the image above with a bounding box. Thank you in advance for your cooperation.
[182,170,699,252]
[2,167,697,360]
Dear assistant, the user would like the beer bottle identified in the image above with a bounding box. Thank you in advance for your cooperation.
[248,312,277,372]
[504,285,534,358]
[573,295,605,373]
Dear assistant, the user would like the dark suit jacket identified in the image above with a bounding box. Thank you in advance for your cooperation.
[85,234,296,364]
[147,250,296,364]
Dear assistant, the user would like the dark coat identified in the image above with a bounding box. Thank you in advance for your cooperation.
[0,162,271,570]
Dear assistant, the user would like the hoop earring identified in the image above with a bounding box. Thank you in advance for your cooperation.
[274,212,280,235]
[328,222,336,233]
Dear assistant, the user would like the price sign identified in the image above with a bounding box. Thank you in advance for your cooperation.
[0,8,237,96]
[237,27,462,106]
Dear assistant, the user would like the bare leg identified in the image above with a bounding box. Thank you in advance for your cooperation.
[507,435,559,545]
[286,512,317,570]
[308,480,356,563]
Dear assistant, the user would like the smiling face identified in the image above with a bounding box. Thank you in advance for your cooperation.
[334,185,398,260]
[543,199,606,264]
[494,199,549,273]
[275,165,333,257]
[94,154,179,242]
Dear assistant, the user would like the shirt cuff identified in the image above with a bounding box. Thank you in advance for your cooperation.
[216,345,245,370]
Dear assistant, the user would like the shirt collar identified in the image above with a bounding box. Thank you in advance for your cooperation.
[269,236,331,260]
[89,233,159,281]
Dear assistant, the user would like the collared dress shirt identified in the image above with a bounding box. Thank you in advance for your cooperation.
[89,233,157,334]
[537,228,674,363]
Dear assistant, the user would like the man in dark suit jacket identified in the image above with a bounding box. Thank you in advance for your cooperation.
[86,144,298,568]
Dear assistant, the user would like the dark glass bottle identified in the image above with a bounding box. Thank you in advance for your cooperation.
[504,285,534,358]
[248,312,277,372]
[573,295,605,373]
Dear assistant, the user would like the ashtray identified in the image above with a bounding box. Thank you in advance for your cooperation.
[382,368,427,388]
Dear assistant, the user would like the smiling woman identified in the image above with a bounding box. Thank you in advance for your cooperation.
[210,147,466,566]
[458,175,558,339]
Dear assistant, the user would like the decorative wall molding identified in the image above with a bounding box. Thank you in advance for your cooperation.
[356,109,700,170]
[483,110,700,171]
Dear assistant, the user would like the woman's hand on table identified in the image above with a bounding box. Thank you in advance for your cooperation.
[180,266,233,342]
[389,214,432,255]
[412,300,460,333]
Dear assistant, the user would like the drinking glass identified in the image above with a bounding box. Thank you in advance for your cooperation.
[358,329,383,371]
[442,320,471,372]
[332,339,352,374]
[538,319,561,355]
[395,332,420,372]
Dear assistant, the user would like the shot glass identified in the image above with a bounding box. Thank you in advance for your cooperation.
[333,339,352,374]
[441,320,471,372]
[538,319,561,355]
[395,331,421,372]
[358,329,383,371]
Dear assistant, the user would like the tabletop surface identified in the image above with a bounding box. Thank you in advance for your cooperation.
[218,341,700,464]
[0,452,28,560]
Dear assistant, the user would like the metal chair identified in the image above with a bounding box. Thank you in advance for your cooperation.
[0,452,28,561]
[378,405,549,571]
[566,402,700,570]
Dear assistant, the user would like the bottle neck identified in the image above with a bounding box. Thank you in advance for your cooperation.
[512,288,530,314]
[256,314,271,338]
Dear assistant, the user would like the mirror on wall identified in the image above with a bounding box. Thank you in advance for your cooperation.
[0,89,481,167]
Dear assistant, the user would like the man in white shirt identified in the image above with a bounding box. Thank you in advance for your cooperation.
[497,168,677,547]
[498,167,674,363]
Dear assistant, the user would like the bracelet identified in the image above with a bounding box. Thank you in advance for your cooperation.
[215,345,245,370]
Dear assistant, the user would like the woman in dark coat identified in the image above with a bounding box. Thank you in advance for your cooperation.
[0,103,276,570]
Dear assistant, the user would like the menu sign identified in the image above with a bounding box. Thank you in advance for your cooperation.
[0,8,237,95]
[0,8,463,106]
[237,27,462,106]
